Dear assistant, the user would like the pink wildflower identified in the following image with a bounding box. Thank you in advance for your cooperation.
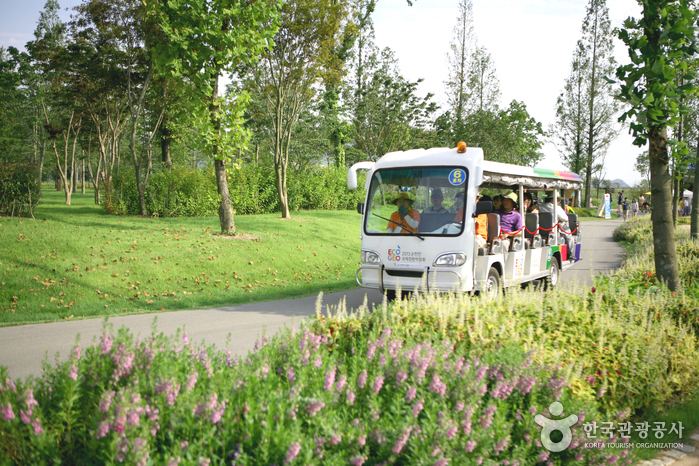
[465,440,476,452]
[413,399,424,417]
[96,420,110,438]
[392,427,412,455]
[167,458,180,466]
[314,356,322,368]
[346,389,355,406]
[429,375,447,396]
[4,378,16,393]
[198,457,210,466]
[433,460,448,466]
[68,366,78,381]
[306,401,325,416]
[324,367,336,392]
[186,372,198,390]
[100,332,113,354]
[328,434,342,446]
[1,403,15,421]
[284,441,301,464]
[350,456,365,466]
[32,419,44,435]
[99,390,115,413]
[395,370,407,386]
[357,435,366,446]
[336,375,347,392]
[20,410,30,424]
[357,370,367,389]
[182,333,189,346]
[373,375,384,394]
[286,367,296,384]
[406,386,417,402]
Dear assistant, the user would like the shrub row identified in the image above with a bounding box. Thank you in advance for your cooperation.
[0,320,623,465]
[0,163,40,218]
[101,165,366,217]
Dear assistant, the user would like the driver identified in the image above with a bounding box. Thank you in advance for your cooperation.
[423,188,448,213]
[387,192,420,234]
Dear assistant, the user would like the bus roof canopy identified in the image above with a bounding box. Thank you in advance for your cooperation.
[481,160,583,191]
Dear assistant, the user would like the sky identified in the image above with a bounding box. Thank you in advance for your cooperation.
[1,0,645,186]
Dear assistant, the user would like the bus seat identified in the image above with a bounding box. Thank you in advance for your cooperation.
[538,212,555,245]
[567,213,580,240]
[487,213,502,255]
[524,212,542,249]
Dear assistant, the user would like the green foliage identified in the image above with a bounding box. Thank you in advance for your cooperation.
[615,0,699,146]
[102,166,366,217]
[0,320,618,465]
[0,162,40,217]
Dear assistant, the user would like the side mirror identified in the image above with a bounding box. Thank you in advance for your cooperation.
[357,202,365,215]
[474,200,493,217]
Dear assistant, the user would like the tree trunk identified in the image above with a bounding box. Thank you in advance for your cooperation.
[692,143,699,239]
[275,163,290,218]
[82,159,86,194]
[161,113,172,170]
[649,125,680,291]
[215,158,235,234]
[210,72,235,234]
[38,139,45,199]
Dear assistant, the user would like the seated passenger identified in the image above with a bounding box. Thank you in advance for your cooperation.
[497,192,523,248]
[423,188,448,213]
[493,194,504,212]
[475,194,489,248]
[538,195,575,260]
[453,194,489,249]
[449,191,465,214]
[387,192,420,234]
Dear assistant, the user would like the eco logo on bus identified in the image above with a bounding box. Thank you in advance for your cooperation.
[448,169,466,186]
[388,246,401,261]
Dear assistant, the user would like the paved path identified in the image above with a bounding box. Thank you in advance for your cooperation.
[0,217,624,382]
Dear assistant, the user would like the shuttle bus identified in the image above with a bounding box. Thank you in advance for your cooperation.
[347,143,583,298]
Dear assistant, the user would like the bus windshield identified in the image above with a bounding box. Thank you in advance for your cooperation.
[364,166,469,237]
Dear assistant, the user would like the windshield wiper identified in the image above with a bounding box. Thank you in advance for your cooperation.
[372,213,425,241]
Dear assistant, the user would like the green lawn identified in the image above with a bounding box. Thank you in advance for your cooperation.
[0,189,363,325]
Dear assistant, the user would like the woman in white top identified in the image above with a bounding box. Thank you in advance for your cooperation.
[630,199,639,218]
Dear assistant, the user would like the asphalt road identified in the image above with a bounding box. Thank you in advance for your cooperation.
[0,217,625,381]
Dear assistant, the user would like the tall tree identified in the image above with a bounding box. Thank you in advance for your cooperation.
[445,0,475,132]
[552,41,588,176]
[349,45,436,160]
[147,0,280,234]
[615,0,699,291]
[466,46,500,114]
[554,0,619,207]
[243,0,347,219]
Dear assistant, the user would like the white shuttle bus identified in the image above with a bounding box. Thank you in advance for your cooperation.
[347,143,583,298]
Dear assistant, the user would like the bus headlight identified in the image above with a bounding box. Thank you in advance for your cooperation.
[361,249,381,264]
[433,252,467,267]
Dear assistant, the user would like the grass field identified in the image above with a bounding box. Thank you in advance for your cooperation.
[0,190,364,326]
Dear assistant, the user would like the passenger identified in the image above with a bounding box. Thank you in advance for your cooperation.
[449,191,465,214]
[538,195,575,260]
[387,192,420,234]
[475,194,489,248]
[453,194,489,249]
[423,188,448,213]
[524,192,538,214]
[493,194,504,211]
[497,192,523,249]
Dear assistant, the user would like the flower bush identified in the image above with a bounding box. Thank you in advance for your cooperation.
[0,320,624,465]
[313,286,699,417]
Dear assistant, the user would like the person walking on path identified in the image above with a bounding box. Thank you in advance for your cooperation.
[631,198,639,218]
[622,197,630,221]
[617,192,624,214]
